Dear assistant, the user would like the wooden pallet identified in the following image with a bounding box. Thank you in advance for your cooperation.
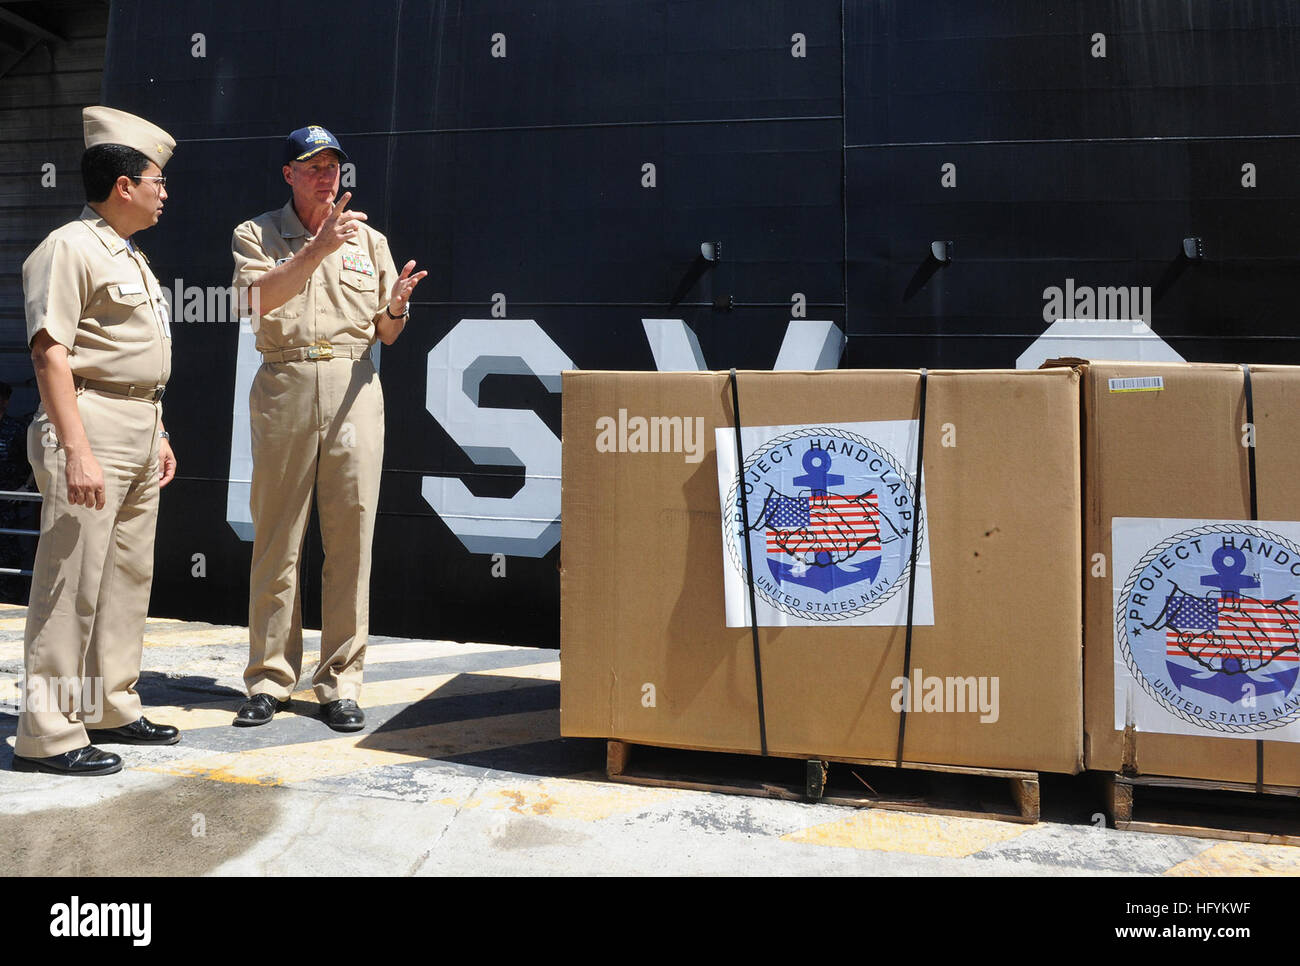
[606,740,1039,823]
[1102,773,1300,845]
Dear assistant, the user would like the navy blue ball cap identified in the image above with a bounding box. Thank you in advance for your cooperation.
[284,124,349,165]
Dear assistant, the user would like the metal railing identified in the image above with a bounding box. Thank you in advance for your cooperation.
[0,488,41,577]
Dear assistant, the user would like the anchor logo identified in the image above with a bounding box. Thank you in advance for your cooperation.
[754,446,904,594]
[721,423,924,623]
[1149,543,1300,704]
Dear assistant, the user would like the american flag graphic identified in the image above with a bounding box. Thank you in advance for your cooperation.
[1165,595,1300,664]
[763,492,880,557]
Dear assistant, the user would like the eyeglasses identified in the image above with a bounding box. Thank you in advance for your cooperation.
[133,176,167,190]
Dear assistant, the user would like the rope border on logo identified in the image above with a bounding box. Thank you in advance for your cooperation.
[723,425,924,622]
[1116,523,1300,735]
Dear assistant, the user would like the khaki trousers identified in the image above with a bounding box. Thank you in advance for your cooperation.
[18,390,160,758]
[246,357,383,703]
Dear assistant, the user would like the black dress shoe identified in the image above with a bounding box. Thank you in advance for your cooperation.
[86,716,181,746]
[12,745,122,776]
[321,699,365,732]
[233,693,290,727]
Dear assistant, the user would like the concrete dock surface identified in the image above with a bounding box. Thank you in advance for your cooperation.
[1,603,1297,877]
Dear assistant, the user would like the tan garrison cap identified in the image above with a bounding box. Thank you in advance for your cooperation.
[82,106,175,169]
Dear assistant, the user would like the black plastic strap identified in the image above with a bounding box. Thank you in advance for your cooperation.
[1244,365,1258,521]
[1242,365,1264,794]
[895,369,928,768]
[729,368,768,756]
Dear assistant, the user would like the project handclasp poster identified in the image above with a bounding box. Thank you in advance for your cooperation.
[716,421,933,628]
[1113,517,1300,741]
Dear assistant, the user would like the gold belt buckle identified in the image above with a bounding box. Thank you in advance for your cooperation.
[306,342,334,360]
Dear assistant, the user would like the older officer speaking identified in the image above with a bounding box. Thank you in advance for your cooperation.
[231,125,425,731]
[14,106,180,776]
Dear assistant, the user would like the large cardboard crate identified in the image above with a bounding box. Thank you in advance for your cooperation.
[1075,361,1300,786]
[560,368,1083,774]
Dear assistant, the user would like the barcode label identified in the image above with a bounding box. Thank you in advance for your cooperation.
[1108,376,1164,393]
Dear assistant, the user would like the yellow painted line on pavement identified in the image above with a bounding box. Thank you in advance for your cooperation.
[140,708,560,785]
[288,662,560,706]
[0,660,559,737]
[3,634,241,665]
[0,676,244,731]
[782,809,1029,858]
[1164,841,1300,876]
[477,661,560,681]
[5,625,539,668]
[141,629,252,648]
[139,627,522,664]
[363,640,531,665]
[137,703,246,731]
[134,660,561,732]
[0,654,558,706]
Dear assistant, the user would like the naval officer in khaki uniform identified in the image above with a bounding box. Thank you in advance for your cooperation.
[13,107,180,776]
[231,125,425,731]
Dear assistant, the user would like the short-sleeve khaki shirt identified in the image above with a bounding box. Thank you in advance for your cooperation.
[22,205,172,388]
[231,200,398,352]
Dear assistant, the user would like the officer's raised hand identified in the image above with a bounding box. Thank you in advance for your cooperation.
[311,191,367,256]
[387,260,427,316]
[377,260,427,344]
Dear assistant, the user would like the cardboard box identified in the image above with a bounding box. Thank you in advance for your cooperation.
[1070,361,1300,785]
[561,368,1083,774]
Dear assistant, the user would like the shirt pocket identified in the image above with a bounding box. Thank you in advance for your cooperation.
[95,282,156,341]
[339,264,379,318]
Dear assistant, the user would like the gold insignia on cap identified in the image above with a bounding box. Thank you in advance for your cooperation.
[82,105,176,170]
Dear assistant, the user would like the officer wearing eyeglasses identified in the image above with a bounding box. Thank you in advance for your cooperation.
[13,106,181,775]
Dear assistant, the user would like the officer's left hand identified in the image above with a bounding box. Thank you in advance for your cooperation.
[159,438,177,489]
[387,260,428,316]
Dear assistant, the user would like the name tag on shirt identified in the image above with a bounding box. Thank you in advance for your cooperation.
[118,282,145,295]
[341,252,375,276]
